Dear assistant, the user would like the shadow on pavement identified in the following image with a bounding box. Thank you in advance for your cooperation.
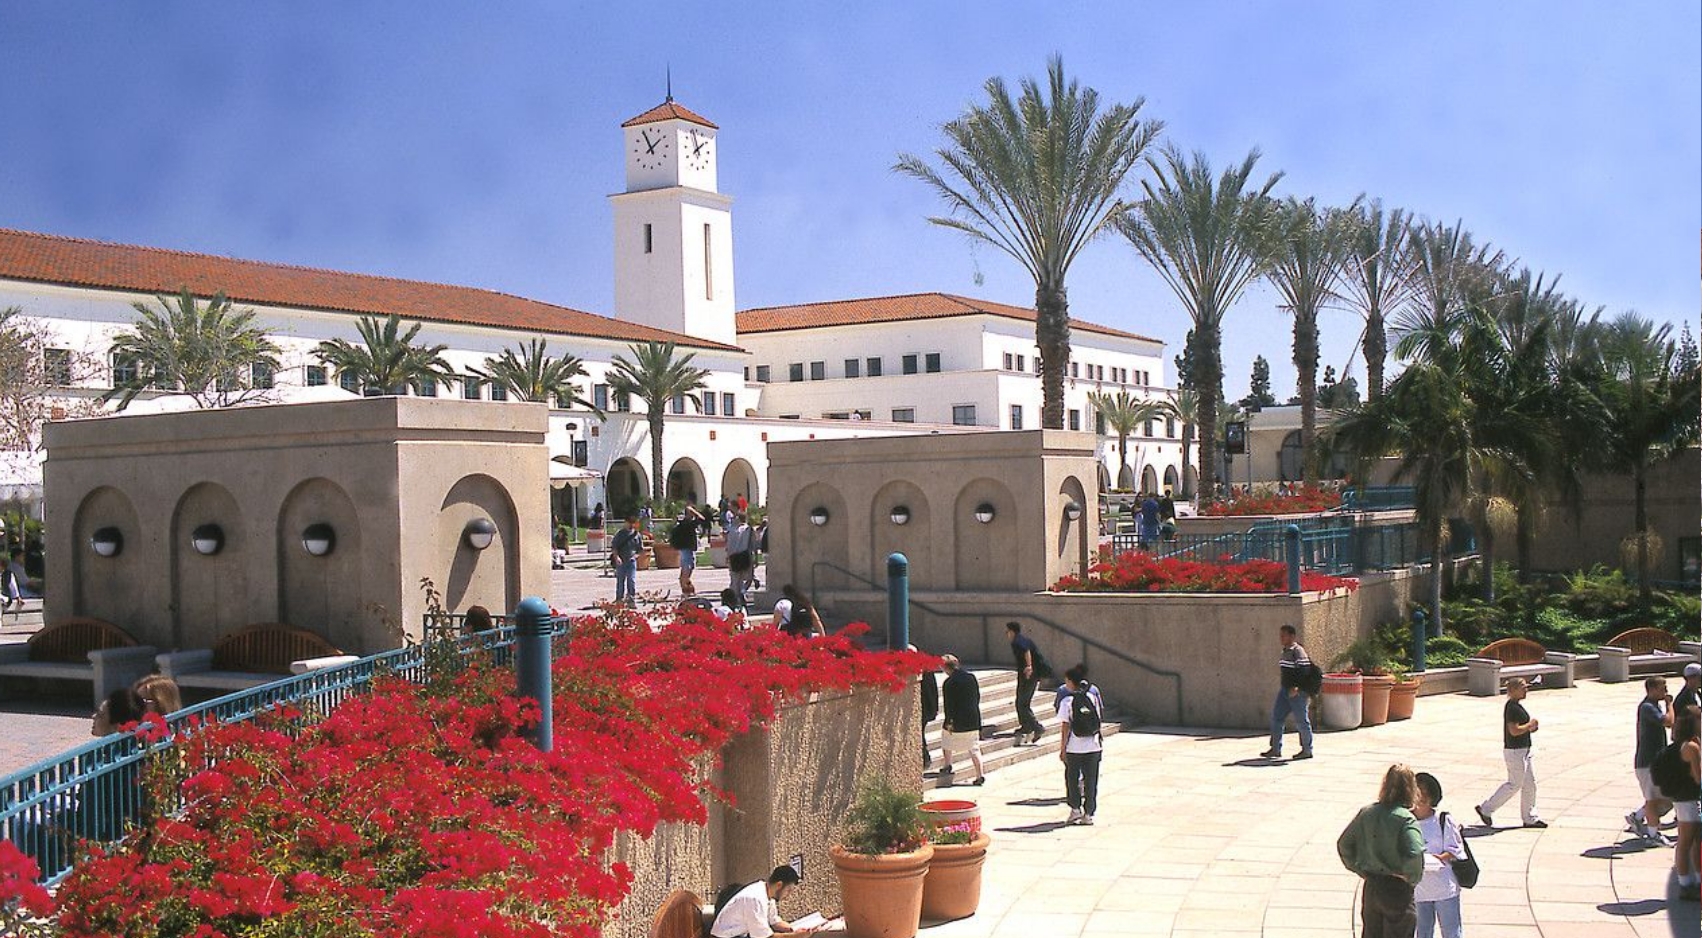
[995,821,1071,835]
[1600,898,1665,916]
[1223,757,1289,768]
[1581,840,1660,860]
[1006,796,1066,807]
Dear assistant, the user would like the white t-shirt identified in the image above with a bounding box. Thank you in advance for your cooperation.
[1414,812,1464,902]
[1056,684,1104,754]
[709,880,779,938]
[772,598,794,630]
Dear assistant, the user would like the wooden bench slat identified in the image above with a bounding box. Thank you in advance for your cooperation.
[210,623,341,675]
[25,618,138,663]
[651,888,706,938]
[1604,627,1679,656]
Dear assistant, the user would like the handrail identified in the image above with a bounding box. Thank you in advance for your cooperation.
[807,560,1186,724]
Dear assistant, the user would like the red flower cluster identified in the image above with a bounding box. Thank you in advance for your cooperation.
[1053,548,1358,594]
[2,608,933,938]
[1200,485,1343,516]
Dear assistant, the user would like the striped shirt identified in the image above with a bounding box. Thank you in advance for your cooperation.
[1279,642,1312,690]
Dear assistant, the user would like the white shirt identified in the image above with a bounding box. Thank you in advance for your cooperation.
[1056,684,1104,754]
[772,597,794,630]
[709,880,779,938]
[1414,812,1464,902]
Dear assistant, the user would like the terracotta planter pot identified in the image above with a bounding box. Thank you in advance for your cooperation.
[652,544,681,569]
[1361,674,1396,726]
[920,831,990,922]
[1387,678,1421,721]
[830,843,934,938]
[636,549,653,571]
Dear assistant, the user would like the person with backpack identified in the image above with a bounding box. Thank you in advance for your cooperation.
[1262,624,1318,761]
[707,865,813,938]
[669,505,707,597]
[1411,772,1469,938]
[1006,622,1050,745]
[1626,676,1675,845]
[1656,705,1701,900]
[1056,664,1104,826]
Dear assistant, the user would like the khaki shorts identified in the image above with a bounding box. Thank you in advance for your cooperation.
[940,730,981,753]
[1678,799,1701,824]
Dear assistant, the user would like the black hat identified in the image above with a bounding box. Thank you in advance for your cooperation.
[1415,771,1443,805]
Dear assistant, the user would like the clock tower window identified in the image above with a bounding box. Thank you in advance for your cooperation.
[644,224,653,254]
[703,224,713,300]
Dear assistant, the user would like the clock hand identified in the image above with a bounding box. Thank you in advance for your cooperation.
[642,130,658,154]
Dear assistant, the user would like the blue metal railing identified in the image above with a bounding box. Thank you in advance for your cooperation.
[0,616,561,888]
[1110,519,1437,577]
[1338,485,1417,512]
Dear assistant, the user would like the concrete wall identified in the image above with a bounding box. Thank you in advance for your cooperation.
[1522,448,1699,580]
[44,397,551,654]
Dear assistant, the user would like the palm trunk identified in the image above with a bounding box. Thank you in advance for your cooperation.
[1195,325,1223,505]
[1515,505,1535,584]
[1181,425,1195,499]
[1430,526,1447,636]
[1634,463,1651,610]
[1118,432,1128,485]
[1478,521,1496,604]
[1294,310,1319,487]
[1035,283,1071,430]
[648,411,666,502]
[1365,306,1387,402]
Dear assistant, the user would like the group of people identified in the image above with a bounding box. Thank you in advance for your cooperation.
[606,502,767,608]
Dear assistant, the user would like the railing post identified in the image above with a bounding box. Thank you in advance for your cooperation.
[1285,524,1302,594]
[886,552,909,652]
[1411,606,1428,673]
[512,596,554,752]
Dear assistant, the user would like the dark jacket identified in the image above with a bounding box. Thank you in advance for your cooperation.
[941,669,982,733]
[920,670,939,724]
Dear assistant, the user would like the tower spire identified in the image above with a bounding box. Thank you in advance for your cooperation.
[665,66,673,102]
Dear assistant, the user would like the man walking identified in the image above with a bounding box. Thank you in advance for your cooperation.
[916,646,938,769]
[610,515,644,605]
[1676,662,1701,719]
[1474,677,1547,829]
[1006,622,1049,745]
[671,505,707,597]
[1057,664,1104,825]
[725,513,756,608]
[938,655,985,785]
[1626,675,1674,844]
[1262,624,1316,760]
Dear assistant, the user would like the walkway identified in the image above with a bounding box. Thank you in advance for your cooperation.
[921,678,1696,937]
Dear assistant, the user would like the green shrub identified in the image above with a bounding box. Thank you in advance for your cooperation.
[1528,606,1609,652]
[840,776,925,855]
[1558,566,1638,621]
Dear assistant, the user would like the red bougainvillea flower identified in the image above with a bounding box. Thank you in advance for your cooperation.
[1056,548,1357,594]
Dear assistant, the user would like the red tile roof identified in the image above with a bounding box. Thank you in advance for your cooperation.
[620,100,718,129]
[737,292,1160,343]
[0,228,739,351]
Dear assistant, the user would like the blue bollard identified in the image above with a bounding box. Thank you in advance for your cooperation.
[886,553,909,652]
[512,596,554,752]
[1411,606,1428,674]
[1285,525,1303,594]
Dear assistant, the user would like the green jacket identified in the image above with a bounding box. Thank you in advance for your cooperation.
[1337,802,1425,884]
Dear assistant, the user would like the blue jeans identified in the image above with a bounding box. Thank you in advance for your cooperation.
[614,559,638,602]
[1268,688,1313,754]
[1416,895,1462,938]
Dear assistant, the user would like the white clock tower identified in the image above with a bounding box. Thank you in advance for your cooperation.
[610,98,737,346]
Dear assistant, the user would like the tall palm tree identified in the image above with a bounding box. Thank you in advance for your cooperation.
[1118,146,1282,505]
[1262,197,1360,486]
[1087,390,1174,488]
[104,288,281,410]
[1168,387,1200,499]
[473,337,600,413]
[894,54,1161,429]
[1339,199,1419,401]
[605,341,711,502]
[1397,219,1506,364]
[314,314,453,396]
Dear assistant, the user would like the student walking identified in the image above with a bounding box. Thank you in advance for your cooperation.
[1057,664,1104,826]
[1667,706,1701,901]
[1411,772,1467,938]
[1006,622,1049,745]
[670,505,707,597]
[610,515,644,605]
[1337,764,1426,938]
[1627,676,1675,844]
[938,655,985,786]
[1262,624,1316,760]
[725,514,755,607]
[1474,677,1546,829]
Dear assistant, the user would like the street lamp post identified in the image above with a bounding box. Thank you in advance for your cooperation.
[565,422,579,545]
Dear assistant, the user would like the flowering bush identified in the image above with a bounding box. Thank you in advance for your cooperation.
[1053,548,1358,593]
[1201,484,1342,516]
[2,608,933,937]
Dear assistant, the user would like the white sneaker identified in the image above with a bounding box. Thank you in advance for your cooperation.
[1066,808,1084,825]
[1080,814,1095,826]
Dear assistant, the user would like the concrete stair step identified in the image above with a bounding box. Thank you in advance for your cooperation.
[923,666,1125,789]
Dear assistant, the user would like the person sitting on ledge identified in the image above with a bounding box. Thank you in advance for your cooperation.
[709,865,814,938]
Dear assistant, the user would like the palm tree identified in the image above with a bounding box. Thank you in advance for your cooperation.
[1262,197,1360,486]
[314,314,453,396]
[1118,146,1282,505]
[605,341,711,502]
[1168,387,1199,499]
[1087,390,1174,489]
[104,288,281,410]
[894,55,1161,429]
[473,337,600,413]
[1594,313,1701,607]
[1339,199,1419,401]
[1397,219,1506,364]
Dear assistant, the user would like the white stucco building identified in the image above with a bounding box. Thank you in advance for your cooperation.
[0,96,1193,518]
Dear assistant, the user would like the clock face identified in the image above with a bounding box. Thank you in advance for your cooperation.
[632,128,671,170]
[683,128,713,171]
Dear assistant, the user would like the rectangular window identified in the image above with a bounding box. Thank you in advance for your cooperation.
[1016,354,1025,372]
[1034,358,1042,374]
[670,393,685,414]
[340,371,360,393]
[305,365,327,387]
[952,404,976,426]
[1070,362,1080,378]
[844,358,860,379]
[1009,404,1023,430]
[44,348,71,386]
[463,377,482,400]
[1003,352,1014,370]
[613,390,631,412]
[1165,417,1176,438]
[866,357,883,377]
[250,361,275,390]
[703,391,717,416]
[643,223,654,254]
[1095,411,1107,435]
[902,354,918,375]
[789,363,805,382]
[489,383,507,402]
[111,353,138,387]
[755,364,771,383]
[592,384,608,410]
[416,377,438,398]
[892,407,915,423]
[1068,409,1080,431]
[925,352,941,373]
[810,361,825,381]
[703,223,713,300]
[1144,419,1155,437]
[721,392,735,416]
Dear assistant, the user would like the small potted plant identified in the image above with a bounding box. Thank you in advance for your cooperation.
[1332,637,1394,726]
[918,803,990,923]
[1386,666,1421,721]
[830,776,934,938]
[652,520,681,569]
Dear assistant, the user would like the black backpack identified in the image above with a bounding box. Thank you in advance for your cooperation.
[706,881,752,937]
[1652,742,1701,801]
[668,519,696,550]
[1299,662,1324,696]
[1068,685,1101,738]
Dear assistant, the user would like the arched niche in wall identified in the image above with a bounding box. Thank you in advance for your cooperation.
[171,482,247,650]
[666,457,706,505]
[1184,465,1199,500]
[721,458,760,506]
[1097,463,1111,493]
[278,478,363,653]
[1115,463,1135,491]
[1141,465,1158,494]
[870,479,931,590]
[439,473,520,615]
[1057,475,1090,581]
[792,482,849,595]
[72,486,143,629]
[1163,466,1180,494]
[606,457,649,517]
[953,478,1018,591]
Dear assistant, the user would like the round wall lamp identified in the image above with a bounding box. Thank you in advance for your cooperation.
[808,507,830,527]
[301,523,336,557]
[890,505,911,526]
[464,517,497,551]
[90,527,123,558]
[974,503,996,524]
[190,523,224,556]
[1063,502,1084,522]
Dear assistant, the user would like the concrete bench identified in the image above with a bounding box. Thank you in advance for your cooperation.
[0,617,158,706]
[1598,628,1697,683]
[157,623,343,692]
[1467,638,1576,696]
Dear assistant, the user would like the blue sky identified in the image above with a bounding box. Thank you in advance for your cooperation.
[1,2,1696,400]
